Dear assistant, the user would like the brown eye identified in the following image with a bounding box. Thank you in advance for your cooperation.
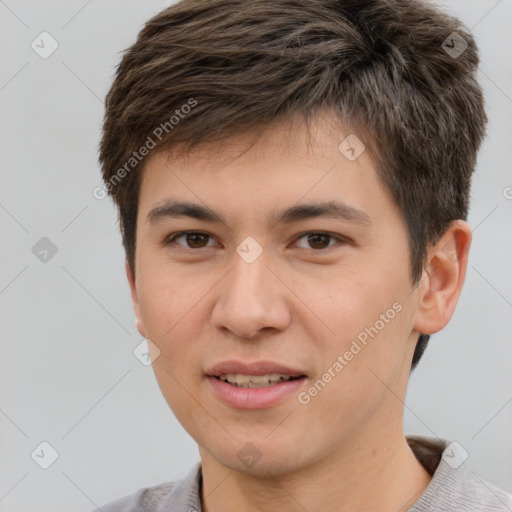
[166,231,214,249]
[185,233,210,248]
[295,232,342,250]
[307,233,331,249]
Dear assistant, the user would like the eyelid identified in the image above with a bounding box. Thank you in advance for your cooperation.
[165,230,350,250]
[165,230,218,248]
[292,231,350,250]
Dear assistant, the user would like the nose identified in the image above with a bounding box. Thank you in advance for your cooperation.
[211,249,292,340]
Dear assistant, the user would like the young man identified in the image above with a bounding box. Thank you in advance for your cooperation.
[93,0,512,510]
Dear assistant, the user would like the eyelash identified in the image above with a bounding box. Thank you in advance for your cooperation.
[164,231,348,251]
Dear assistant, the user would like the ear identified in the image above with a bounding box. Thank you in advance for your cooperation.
[125,261,146,338]
[414,220,472,335]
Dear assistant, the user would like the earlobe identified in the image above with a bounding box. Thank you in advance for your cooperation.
[125,261,146,338]
[414,220,472,335]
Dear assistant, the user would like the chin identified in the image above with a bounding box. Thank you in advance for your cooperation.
[227,452,305,478]
[201,434,316,478]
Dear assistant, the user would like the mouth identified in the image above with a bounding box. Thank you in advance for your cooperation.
[205,360,308,408]
[214,373,306,388]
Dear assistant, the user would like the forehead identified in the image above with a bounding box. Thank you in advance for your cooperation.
[136,113,395,230]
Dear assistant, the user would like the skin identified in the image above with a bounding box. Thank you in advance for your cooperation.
[126,112,472,512]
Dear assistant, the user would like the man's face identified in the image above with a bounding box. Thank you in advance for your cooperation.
[129,114,424,475]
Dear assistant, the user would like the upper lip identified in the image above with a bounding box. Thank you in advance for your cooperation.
[206,360,306,378]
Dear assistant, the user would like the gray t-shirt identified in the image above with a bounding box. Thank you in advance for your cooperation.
[91,436,512,511]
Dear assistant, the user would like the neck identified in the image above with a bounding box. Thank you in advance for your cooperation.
[200,430,432,512]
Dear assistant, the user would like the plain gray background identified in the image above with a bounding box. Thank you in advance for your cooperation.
[0,1,511,510]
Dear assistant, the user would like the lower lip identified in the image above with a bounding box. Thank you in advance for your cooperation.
[207,376,306,409]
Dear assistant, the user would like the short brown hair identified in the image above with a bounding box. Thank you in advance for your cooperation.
[99,0,487,369]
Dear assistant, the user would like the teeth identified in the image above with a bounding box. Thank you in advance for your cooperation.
[218,373,295,388]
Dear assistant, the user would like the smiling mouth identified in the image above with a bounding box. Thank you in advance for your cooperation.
[215,374,305,388]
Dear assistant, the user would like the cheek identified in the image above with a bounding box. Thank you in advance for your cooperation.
[138,252,203,314]
[137,272,209,419]
[302,270,414,399]
[297,304,411,446]
[294,268,405,340]
[137,269,208,355]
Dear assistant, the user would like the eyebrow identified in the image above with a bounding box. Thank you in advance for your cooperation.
[146,199,372,227]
